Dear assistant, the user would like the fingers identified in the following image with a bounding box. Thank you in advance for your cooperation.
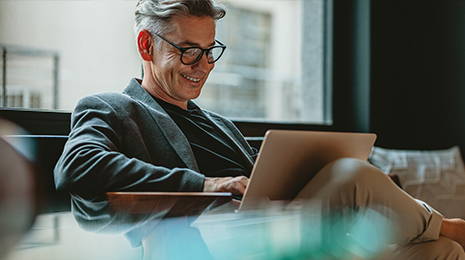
[238,176,249,187]
[203,176,249,195]
[218,176,248,195]
[229,176,248,195]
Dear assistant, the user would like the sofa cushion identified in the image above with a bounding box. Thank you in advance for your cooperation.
[370,146,465,218]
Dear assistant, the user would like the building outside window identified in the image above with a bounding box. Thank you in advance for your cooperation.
[0,0,330,124]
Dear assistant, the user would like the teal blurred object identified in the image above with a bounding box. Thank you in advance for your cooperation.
[195,206,394,260]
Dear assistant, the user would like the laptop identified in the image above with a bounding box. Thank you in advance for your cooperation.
[239,130,377,210]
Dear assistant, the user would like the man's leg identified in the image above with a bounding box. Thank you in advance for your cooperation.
[296,158,459,252]
[393,236,465,260]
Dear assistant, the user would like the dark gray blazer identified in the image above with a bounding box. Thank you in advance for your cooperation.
[54,79,255,194]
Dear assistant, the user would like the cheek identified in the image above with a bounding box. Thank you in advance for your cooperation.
[159,59,181,81]
[205,64,215,77]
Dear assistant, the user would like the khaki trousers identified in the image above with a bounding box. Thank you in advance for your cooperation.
[297,158,465,260]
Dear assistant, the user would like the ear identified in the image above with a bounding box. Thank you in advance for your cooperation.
[137,30,153,61]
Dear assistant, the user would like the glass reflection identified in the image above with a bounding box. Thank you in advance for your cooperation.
[67,193,395,260]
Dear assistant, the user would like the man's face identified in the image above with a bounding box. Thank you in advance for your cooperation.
[150,15,216,104]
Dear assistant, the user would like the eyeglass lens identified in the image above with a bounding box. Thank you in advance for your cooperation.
[181,46,224,65]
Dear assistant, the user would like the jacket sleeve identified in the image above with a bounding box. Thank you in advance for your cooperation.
[53,95,205,194]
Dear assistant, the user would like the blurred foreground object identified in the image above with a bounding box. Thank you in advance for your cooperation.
[75,192,395,260]
[0,119,38,258]
[195,204,394,260]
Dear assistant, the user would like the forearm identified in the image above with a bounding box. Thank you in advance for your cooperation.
[55,146,205,193]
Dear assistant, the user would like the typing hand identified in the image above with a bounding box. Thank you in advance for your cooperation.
[203,176,249,195]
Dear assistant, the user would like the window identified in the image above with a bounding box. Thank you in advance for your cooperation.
[0,0,330,124]
[199,0,330,124]
[1,45,58,109]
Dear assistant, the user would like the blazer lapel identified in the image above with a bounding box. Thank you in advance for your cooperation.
[123,79,200,172]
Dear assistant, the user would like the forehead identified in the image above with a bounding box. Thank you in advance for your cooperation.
[168,15,216,45]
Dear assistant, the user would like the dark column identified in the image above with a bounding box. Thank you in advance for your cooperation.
[2,47,6,107]
[370,0,465,150]
[332,0,371,132]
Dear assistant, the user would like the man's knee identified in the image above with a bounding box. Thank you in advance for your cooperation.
[322,158,386,185]
[299,158,388,200]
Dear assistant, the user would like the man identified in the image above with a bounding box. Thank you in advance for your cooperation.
[54,0,465,258]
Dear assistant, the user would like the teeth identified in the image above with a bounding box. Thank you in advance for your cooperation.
[181,73,201,83]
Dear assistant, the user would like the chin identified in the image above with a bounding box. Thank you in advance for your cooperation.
[182,85,204,100]
[186,90,202,100]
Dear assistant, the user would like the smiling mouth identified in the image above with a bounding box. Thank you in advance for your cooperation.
[181,73,201,83]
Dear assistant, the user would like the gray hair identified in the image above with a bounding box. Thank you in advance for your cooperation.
[134,0,226,45]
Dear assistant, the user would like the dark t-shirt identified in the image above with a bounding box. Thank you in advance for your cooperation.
[155,98,254,178]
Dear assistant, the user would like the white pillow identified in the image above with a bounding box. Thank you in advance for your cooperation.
[369,146,465,218]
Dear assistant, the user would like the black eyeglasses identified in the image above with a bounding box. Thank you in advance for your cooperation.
[153,33,226,65]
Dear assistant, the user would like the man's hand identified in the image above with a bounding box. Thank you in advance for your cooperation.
[203,176,249,195]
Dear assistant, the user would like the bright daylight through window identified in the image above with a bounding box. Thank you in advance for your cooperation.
[0,0,329,124]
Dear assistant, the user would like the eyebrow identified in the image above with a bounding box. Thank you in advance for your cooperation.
[178,40,216,47]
